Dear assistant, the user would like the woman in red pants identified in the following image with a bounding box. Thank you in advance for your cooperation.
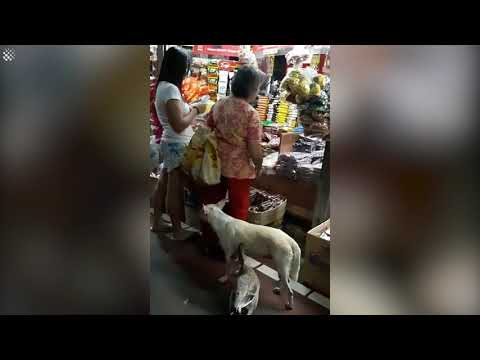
[199,65,265,259]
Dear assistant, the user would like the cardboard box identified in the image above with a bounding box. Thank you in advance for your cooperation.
[300,219,330,297]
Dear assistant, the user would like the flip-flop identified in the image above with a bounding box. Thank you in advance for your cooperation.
[150,221,173,233]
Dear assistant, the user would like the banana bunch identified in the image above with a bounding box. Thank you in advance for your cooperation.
[312,75,326,88]
[280,69,312,104]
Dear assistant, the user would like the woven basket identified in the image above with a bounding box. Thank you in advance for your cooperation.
[248,198,287,226]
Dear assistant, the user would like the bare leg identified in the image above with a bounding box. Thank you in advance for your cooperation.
[152,167,170,232]
[166,168,191,241]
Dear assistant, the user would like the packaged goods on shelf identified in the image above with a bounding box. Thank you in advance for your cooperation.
[248,188,287,226]
[262,152,279,175]
[275,151,324,182]
[207,76,218,85]
[268,136,280,149]
[292,135,326,153]
[266,100,275,122]
[268,98,298,129]
[256,95,269,121]
[263,124,280,135]
[249,188,285,213]
[248,188,287,227]
[296,163,323,183]
[205,59,220,101]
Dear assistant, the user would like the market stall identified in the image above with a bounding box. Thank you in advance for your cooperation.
[150,45,331,298]
[151,44,331,222]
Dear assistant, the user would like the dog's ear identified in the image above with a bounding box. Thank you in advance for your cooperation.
[215,199,227,210]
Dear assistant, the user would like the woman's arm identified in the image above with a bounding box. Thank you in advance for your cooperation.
[165,99,202,134]
[248,139,263,177]
[246,111,263,177]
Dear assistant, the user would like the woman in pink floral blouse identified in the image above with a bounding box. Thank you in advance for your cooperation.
[205,65,265,221]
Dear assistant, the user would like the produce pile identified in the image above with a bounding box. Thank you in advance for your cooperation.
[181,77,210,104]
[298,79,330,136]
[280,70,327,105]
[249,188,285,213]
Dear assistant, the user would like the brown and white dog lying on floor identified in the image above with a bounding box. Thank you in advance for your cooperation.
[202,200,301,310]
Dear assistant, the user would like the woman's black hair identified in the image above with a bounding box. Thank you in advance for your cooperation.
[157,46,191,91]
[231,65,264,99]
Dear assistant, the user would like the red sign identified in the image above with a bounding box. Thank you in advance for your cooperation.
[251,45,293,54]
[192,45,241,58]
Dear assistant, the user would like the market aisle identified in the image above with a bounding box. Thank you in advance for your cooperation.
[150,232,227,315]
[150,231,329,315]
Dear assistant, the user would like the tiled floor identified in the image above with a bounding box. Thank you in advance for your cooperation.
[150,229,329,315]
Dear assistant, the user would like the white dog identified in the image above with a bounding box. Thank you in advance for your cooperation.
[202,200,301,310]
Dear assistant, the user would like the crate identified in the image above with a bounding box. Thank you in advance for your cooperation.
[300,219,330,297]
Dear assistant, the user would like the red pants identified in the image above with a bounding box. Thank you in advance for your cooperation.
[195,177,252,257]
[225,177,252,220]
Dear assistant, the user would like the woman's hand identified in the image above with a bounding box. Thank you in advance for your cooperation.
[192,103,207,115]
[255,165,263,178]
[166,99,201,134]
[248,139,263,178]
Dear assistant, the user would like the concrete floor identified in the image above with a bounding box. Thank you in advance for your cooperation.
[150,231,329,315]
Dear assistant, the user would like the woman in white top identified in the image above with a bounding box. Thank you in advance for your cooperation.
[153,46,206,240]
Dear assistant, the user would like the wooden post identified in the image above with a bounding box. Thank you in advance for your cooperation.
[313,139,330,227]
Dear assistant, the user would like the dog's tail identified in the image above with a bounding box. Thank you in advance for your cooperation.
[289,239,301,282]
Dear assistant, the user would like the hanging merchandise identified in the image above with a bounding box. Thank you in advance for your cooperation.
[285,46,311,69]
[217,69,229,97]
[239,45,258,68]
[207,60,220,101]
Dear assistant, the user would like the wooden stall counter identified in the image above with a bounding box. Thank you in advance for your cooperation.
[253,174,317,223]
[254,132,317,224]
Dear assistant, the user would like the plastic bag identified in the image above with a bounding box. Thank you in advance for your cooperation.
[200,136,221,185]
[182,126,221,185]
